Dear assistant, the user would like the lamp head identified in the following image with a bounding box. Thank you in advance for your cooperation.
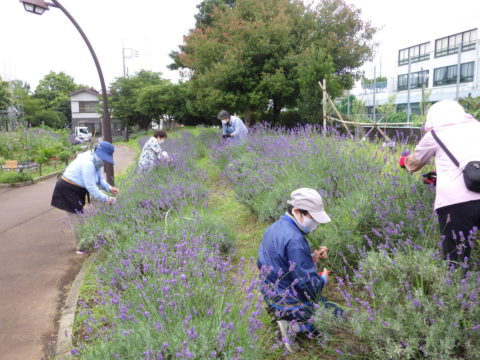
[19,0,50,15]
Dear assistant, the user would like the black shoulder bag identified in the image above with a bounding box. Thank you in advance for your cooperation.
[431,129,480,193]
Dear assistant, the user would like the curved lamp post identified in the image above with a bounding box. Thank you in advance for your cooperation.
[20,0,114,185]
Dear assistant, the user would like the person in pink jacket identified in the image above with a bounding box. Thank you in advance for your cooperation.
[400,99,480,263]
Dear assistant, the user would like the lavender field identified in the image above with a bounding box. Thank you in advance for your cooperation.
[72,126,480,360]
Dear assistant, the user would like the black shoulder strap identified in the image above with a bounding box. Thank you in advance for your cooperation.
[431,129,460,167]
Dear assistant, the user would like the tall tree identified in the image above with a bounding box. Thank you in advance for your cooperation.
[0,76,11,111]
[33,71,85,121]
[136,82,189,129]
[171,0,376,124]
[194,0,236,28]
[169,0,236,71]
[109,70,165,130]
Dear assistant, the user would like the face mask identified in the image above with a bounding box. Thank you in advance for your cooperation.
[93,154,104,169]
[302,217,319,232]
[221,120,228,125]
[158,139,165,144]
[292,211,317,233]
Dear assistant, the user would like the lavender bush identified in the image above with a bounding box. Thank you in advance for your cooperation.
[72,130,265,359]
[214,124,437,271]
[213,124,480,359]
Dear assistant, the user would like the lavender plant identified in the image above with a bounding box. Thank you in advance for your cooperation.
[212,124,479,359]
[72,130,265,359]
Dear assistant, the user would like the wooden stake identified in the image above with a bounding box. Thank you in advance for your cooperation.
[319,81,353,138]
[322,79,327,132]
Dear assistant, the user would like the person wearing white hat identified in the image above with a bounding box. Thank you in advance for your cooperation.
[257,188,342,352]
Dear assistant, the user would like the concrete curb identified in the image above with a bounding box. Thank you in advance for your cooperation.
[0,169,64,188]
[55,254,96,360]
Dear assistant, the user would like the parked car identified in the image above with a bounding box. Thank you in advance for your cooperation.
[74,126,92,142]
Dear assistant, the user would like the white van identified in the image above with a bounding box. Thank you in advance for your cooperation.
[74,126,92,142]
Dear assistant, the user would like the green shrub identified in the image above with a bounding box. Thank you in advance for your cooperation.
[0,172,33,183]
[58,150,71,165]
[385,111,407,123]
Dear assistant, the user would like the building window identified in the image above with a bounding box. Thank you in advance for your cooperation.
[79,101,98,113]
[398,42,430,66]
[435,29,477,57]
[462,29,477,51]
[397,102,420,115]
[460,61,474,83]
[433,62,475,86]
[397,70,429,91]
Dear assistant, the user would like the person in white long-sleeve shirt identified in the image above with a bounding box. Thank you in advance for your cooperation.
[51,141,119,214]
[137,130,169,172]
[218,110,248,142]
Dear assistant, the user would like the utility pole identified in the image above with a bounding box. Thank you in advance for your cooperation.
[121,43,138,141]
[372,66,377,123]
[406,49,412,126]
[421,67,425,116]
[455,40,462,99]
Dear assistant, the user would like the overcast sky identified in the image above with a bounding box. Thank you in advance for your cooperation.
[1,0,480,90]
[0,0,202,89]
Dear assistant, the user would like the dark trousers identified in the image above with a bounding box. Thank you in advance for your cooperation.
[436,200,480,262]
[51,178,88,213]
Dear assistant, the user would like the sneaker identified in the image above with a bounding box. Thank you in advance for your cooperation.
[277,320,298,353]
[76,248,90,255]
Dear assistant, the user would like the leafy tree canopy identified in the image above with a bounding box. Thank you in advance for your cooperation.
[172,0,376,124]
[33,71,86,121]
[136,82,191,127]
[109,70,165,130]
[195,0,236,28]
[28,109,67,129]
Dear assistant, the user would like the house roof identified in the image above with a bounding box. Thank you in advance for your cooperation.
[70,88,100,97]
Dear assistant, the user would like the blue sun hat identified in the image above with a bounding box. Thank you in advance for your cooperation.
[95,141,115,165]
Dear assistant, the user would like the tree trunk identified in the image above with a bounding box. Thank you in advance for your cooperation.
[273,100,281,124]
[244,107,252,126]
[138,116,151,130]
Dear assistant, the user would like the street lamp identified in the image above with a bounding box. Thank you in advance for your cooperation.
[19,0,115,185]
[20,0,49,15]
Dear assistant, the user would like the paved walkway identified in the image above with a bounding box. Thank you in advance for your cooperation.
[0,145,136,360]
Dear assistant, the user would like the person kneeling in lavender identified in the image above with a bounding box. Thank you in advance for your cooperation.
[257,188,343,353]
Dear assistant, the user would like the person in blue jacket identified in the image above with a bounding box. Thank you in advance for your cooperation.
[258,188,339,352]
[218,110,248,142]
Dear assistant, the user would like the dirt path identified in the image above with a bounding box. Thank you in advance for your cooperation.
[0,144,135,360]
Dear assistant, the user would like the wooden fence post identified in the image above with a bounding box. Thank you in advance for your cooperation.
[322,79,327,132]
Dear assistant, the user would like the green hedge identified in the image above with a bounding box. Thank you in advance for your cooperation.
[0,172,33,184]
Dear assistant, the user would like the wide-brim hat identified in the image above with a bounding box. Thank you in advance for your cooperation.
[95,141,115,165]
[287,188,331,224]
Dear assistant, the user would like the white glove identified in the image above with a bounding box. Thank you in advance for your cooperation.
[161,151,169,159]
[107,197,116,205]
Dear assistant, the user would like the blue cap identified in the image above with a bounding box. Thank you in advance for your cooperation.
[95,141,115,165]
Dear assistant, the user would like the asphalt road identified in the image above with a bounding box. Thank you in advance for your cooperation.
[0,144,135,360]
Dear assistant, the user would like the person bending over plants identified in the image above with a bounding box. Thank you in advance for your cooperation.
[217,110,248,142]
[137,130,170,172]
[399,100,480,264]
[257,188,343,353]
[51,141,119,253]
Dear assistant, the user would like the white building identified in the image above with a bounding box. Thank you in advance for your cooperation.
[356,24,479,117]
[70,88,122,136]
